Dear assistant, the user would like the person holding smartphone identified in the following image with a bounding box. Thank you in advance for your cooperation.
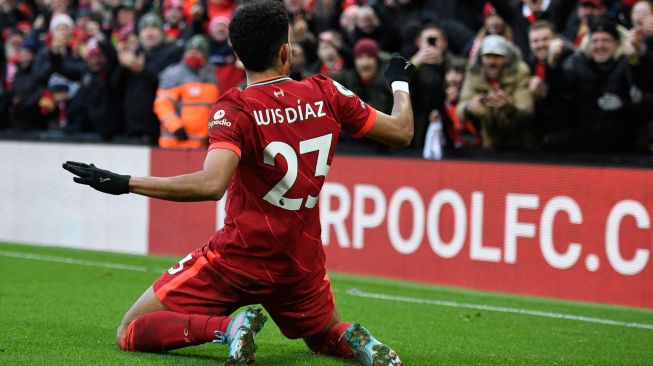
[410,23,464,150]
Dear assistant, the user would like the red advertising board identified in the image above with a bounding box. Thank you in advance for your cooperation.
[148,150,653,309]
[149,149,217,256]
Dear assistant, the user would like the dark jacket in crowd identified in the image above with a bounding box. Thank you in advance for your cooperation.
[490,0,576,61]
[333,69,393,115]
[630,41,653,110]
[551,51,646,153]
[351,5,403,53]
[527,44,575,150]
[78,41,123,140]
[33,46,85,87]
[411,52,463,149]
[113,44,183,143]
[9,62,46,130]
[34,42,122,139]
[0,38,7,129]
[333,67,393,153]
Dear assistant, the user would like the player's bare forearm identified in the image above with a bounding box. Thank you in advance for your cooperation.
[129,172,224,201]
[366,92,414,148]
[129,148,239,201]
[389,90,414,145]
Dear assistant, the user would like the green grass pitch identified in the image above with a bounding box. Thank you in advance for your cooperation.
[1,242,652,365]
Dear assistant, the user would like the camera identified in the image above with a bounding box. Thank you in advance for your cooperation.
[427,36,438,46]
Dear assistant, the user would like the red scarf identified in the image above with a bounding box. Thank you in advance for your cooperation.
[534,60,546,79]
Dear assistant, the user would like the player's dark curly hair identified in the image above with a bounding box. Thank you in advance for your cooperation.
[229,0,289,72]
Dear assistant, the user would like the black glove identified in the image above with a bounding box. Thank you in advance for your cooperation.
[62,161,131,195]
[174,127,189,140]
[383,52,416,85]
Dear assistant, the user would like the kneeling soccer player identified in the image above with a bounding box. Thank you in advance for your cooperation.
[63,0,414,364]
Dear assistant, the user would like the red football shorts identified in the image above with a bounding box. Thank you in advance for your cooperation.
[153,244,335,339]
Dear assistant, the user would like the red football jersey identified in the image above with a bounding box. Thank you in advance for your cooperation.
[207,74,376,284]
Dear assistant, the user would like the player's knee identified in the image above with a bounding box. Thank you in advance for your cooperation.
[116,327,125,349]
[116,324,127,350]
[116,320,135,351]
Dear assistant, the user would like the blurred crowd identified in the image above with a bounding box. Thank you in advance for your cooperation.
[1,0,652,157]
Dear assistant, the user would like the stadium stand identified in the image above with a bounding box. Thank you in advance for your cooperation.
[1,0,652,164]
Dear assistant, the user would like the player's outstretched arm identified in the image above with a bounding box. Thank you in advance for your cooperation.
[364,52,416,148]
[62,148,239,202]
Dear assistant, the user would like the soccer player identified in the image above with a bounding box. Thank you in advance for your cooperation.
[62,1,414,365]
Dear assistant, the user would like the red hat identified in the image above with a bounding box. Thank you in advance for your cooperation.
[483,2,497,19]
[353,38,379,59]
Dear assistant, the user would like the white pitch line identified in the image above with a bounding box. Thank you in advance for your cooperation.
[345,288,653,330]
[0,250,167,273]
[2,249,652,331]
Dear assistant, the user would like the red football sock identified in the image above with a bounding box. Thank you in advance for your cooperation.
[313,322,354,359]
[120,311,231,352]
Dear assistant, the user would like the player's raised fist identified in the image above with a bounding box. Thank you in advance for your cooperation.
[383,52,415,85]
[62,161,131,195]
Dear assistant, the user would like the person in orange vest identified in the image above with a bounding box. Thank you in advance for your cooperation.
[154,35,219,149]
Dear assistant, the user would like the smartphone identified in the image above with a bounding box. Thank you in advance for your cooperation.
[427,36,438,46]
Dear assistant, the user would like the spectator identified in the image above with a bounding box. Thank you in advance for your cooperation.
[465,5,514,60]
[458,35,536,151]
[33,13,85,104]
[0,34,6,128]
[3,28,25,91]
[185,0,210,41]
[411,23,463,149]
[289,41,307,80]
[625,3,653,151]
[67,24,123,140]
[550,16,647,153]
[563,0,609,48]
[489,0,576,60]
[207,15,244,93]
[306,30,347,76]
[632,0,653,40]
[0,1,34,33]
[162,0,188,45]
[113,13,183,144]
[628,0,653,151]
[111,0,136,45]
[8,38,46,130]
[627,1,653,97]
[302,0,339,34]
[334,38,392,114]
[71,8,96,53]
[333,38,392,153]
[39,75,73,131]
[154,35,218,149]
[338,4,359,47]
[527,20,575,150]
[351,5,402,53]
[442,59,482,151]
[285,0,318,66]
